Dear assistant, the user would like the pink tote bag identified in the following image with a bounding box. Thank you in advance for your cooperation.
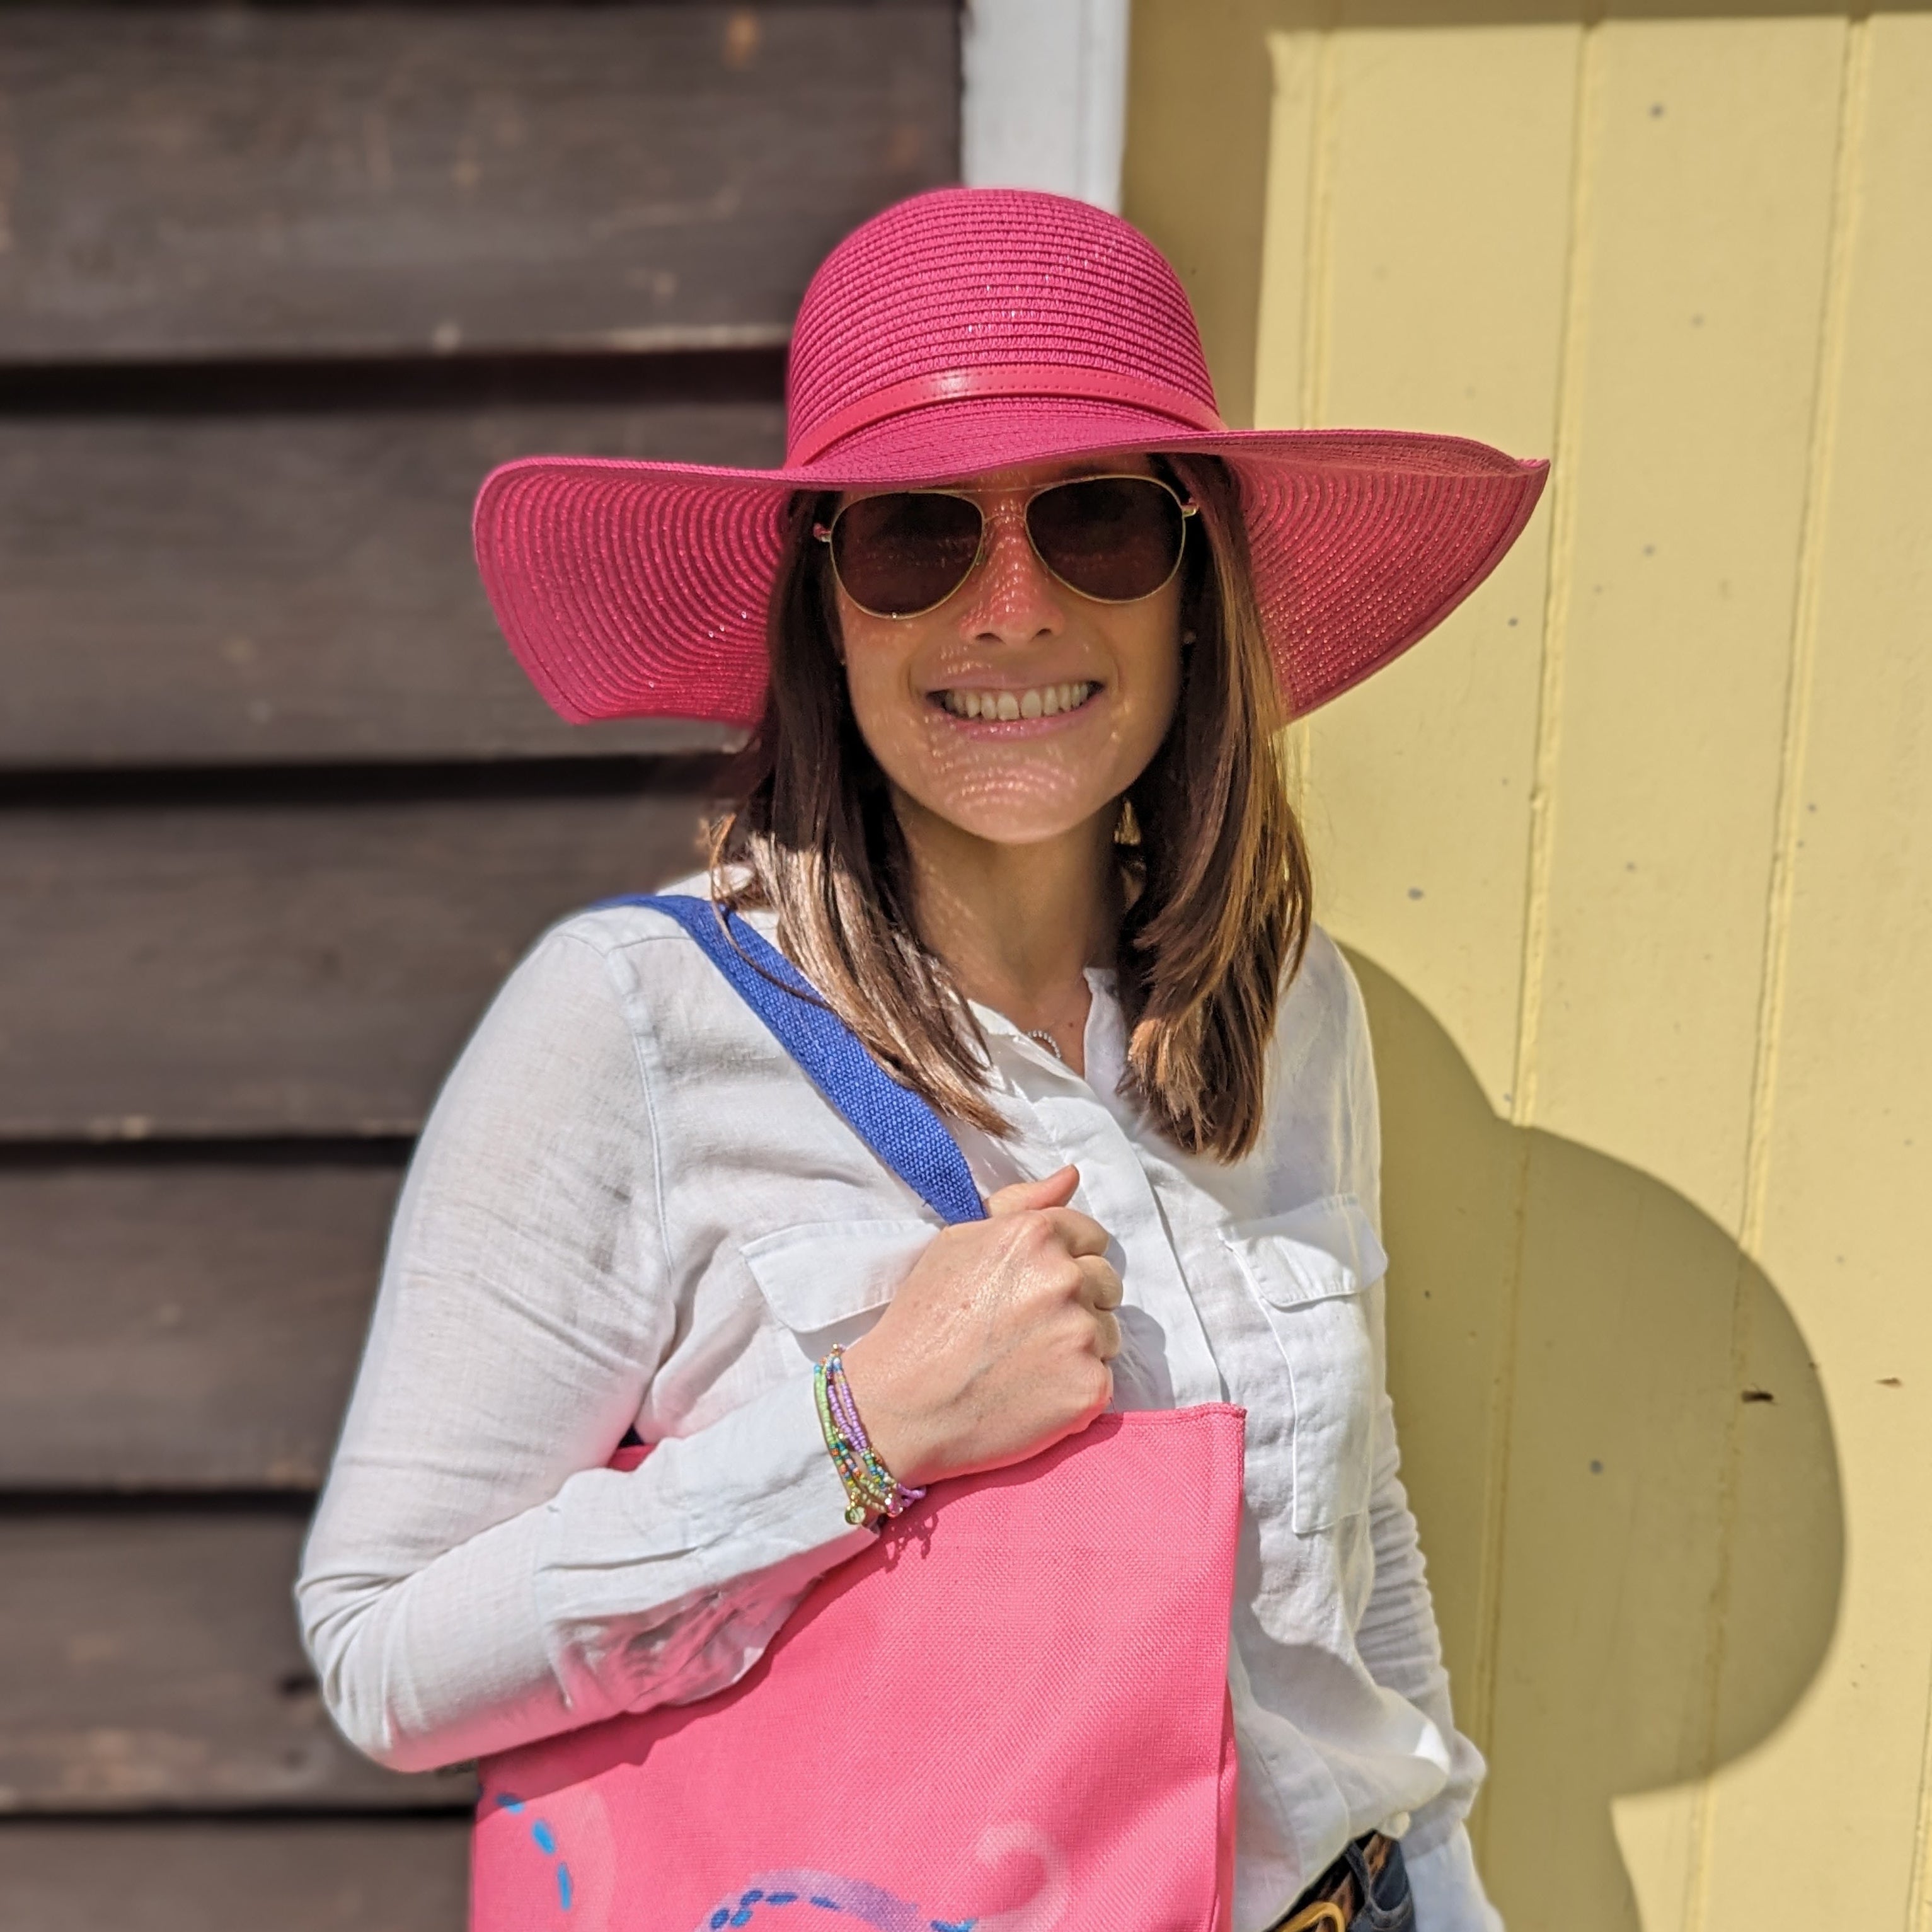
[473,1403,1245,1932]
[472,901,1246,1931]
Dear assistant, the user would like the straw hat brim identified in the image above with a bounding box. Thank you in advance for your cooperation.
[474,405,1549,728]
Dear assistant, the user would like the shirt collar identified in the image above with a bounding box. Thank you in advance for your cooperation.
[970,968,1122,1086]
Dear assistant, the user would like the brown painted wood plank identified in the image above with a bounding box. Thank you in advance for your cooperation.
[0,1158,401,1492]
[0,1818,468,1932]
[0,4,957,362]
[0,778,717,1139]
[0,388,780,769]
[0,1512,475,1810]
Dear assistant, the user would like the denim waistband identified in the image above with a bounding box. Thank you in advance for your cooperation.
[1267,1833,1413,1931]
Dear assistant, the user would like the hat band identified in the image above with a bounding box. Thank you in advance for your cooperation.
[788,364,1228,468]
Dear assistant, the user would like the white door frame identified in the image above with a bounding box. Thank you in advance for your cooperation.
[960,0,1132,212]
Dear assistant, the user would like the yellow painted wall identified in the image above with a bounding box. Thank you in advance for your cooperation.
[1125,6,1932,1928]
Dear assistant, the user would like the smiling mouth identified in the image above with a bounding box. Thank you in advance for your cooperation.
[931,681,1099,722]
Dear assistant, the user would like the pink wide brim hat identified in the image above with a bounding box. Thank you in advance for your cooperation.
[474,187,1548,728]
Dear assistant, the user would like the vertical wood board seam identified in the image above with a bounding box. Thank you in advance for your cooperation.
[1911,1534,1932,1932]
[1470,9,1601,1852]
[1734,9,1868,1265]
[1686,17,1869,1926]
[1509,6,1598,1134]
[1298,17,1342,431]
[1253,28,1309,432]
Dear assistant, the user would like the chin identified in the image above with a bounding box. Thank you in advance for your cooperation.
[912,784,1117,848]
[949,812,1100,847]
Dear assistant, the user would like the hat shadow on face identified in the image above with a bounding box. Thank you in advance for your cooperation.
[1350,952,1843,1932]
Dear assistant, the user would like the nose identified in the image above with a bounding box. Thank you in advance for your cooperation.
[953,500,1066,645]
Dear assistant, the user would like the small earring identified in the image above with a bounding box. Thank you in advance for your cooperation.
[1182,629,1197,646]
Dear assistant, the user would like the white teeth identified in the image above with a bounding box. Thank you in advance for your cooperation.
[936,682,1096,720]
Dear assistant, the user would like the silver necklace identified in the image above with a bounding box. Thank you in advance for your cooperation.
[1023,1028,1065,1063]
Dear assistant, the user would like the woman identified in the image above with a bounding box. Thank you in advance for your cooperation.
[299,188,1543,1931]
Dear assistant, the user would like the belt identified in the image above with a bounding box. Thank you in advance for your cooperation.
[1272,1832,1398,1932]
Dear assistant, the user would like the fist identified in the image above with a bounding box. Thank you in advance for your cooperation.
[839,1165,1122,1487]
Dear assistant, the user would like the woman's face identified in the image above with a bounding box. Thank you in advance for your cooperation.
[832,456,1185,848]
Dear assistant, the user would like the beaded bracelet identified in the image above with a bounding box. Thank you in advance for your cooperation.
[812,1345,925,1529]
[812,1359,896,1526]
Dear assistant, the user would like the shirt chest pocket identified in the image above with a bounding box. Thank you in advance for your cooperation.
[740,1217,941,1357]
[1222,1195,1388,1533]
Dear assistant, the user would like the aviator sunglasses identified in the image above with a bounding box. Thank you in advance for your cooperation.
[815,473,1197,621]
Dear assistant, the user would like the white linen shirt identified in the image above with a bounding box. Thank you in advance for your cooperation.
[298,881,1501,1931]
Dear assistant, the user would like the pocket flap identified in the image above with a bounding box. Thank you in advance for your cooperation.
[1222,1194,1388,1309]
[740,1217,939,1333]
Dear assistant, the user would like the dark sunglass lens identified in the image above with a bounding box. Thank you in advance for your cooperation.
[830,493,983,616]
[1027,477,1186,602]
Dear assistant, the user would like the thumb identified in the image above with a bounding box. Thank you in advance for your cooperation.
[984,1164,1080,1218]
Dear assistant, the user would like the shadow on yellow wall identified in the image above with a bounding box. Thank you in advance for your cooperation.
[1350,953,1844,1931]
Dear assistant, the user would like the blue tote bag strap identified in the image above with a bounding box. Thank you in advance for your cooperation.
[601,893,987,1229]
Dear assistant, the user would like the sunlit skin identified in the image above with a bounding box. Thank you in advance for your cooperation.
[834,454,1185,1076]
[834,454,1187,1489]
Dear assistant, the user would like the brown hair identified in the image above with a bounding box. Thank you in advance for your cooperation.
[709,454,1312,1162]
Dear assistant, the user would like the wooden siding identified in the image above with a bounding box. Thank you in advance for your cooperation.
[0,1155,401,1490]
[0,1512,475,1810]
[0,1820,470,1932]
[0,364,781,768]
[1126,6,1932,1929]
[0,6,954,362]
[0,5,958,1924]
[0,774,723,1137]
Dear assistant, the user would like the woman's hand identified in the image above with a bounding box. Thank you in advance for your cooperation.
[839,1165,1122,1488]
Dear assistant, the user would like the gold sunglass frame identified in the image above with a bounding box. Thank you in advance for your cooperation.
[812,472,1198,621]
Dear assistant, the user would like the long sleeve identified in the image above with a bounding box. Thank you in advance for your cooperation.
[296,929,868,1773]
